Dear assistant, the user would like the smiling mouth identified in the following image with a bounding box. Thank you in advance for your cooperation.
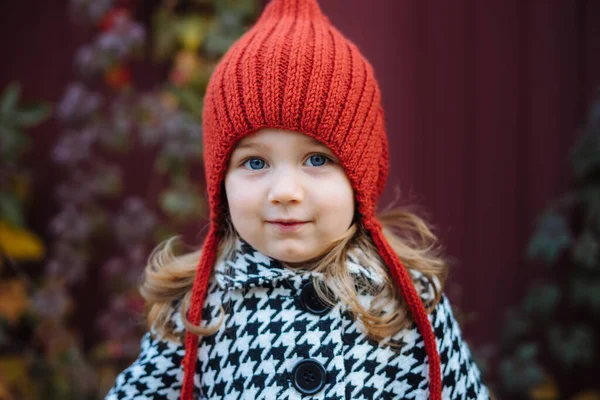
[267,220,309,225]
[266,220,310,231]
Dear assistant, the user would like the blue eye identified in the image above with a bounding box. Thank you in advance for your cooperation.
[306,154,329,167]
[243,158,267,170]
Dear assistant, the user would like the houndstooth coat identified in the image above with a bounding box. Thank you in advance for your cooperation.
[106,240,490,400]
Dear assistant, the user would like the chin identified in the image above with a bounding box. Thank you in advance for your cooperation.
[268,243,318,265]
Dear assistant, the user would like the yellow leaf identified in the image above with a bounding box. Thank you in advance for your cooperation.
[0,382,8,399]
[11,173,32,201]
[176,16,208,51]
[571,391,600,400]
[0,357,26,384]
[530,376,559,400]
[0,356,36,398]
[0,222,45,261]
[0,279,29,324]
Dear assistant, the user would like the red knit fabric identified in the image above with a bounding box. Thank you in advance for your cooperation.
[181,0,442,399]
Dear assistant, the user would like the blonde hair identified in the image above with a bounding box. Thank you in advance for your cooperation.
[140,206,449,345]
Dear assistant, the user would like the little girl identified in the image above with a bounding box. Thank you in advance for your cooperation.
[107,0,490,399]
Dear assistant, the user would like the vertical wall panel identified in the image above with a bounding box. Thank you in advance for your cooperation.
[412,0,469,321]
[584,1,600,112]
[524,1,581,287]
[465,0,522,343]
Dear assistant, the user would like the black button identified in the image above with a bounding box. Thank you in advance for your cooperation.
[291,359,327,395]
[299,281,332,315]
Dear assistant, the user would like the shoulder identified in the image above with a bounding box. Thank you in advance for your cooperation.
[105,332,185,399]
[429,294,491,400]
[408,268,441,308]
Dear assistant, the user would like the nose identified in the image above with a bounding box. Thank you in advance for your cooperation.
[267,167,304,205]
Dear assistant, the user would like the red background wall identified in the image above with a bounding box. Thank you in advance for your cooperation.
[1,0,599,355]
[318,0,600,349]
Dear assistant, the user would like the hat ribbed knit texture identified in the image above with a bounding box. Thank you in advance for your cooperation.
[181,0,442,399]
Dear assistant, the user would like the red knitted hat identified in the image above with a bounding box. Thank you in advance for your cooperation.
[181,0,442,398]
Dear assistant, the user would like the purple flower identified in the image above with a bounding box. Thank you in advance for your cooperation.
[114,197,157,245]
[75,46,100,77]
[102,256,126,278]
[95,16,145,62]
[138,94,172,144]
[57,83,103,125]
[97,32,129,59]
[129,23,145,46]
[111,14,145,47]
[96,95,135,149]
[90,161,122,196]
[45,242,89,285]
[161,114,203,161]
[87,0,112,23]
[54,163,120,205]
[52,129,97,165]
[55,180,91,206]
[97,294,144,341]
[32,283,72,319]
[102,244,145,286]
[68,0,112,25]
[50,204,93,242]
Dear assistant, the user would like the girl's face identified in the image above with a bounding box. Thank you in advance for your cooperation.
[225,128,355,265]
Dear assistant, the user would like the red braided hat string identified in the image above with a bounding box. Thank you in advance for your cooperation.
[181,225,219,400]
[364,217,442,400]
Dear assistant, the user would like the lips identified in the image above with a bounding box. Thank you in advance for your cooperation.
[266,219,310,232]
[267,219,308,225]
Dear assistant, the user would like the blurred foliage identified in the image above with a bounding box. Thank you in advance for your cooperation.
[494,90,600,399]
[0,83,49,261]
[0,83,50,398]
[0,0,259,398]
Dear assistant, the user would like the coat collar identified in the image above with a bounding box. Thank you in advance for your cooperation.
[213,238,388,292]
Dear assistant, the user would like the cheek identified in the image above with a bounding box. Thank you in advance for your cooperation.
[316,175,355,229]
[224,175,261,222]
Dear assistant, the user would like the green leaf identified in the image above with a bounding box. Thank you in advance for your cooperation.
[99,129,131,153]
[13,103,51,127]
[152,8,179,61]
[158,186,203,220]
[572,229,599,269]
[215,0,257,19]
[498,352,545,394]
[170,86,204,120]
[203,21,239,57]
[521,282,560,320]
[548,324,596,369]
[153,225,177,244]
[501,308,532,346]
[516,342,539,362]
[571,93,600,177]
[527,211,572,264]
[155,153,171,174]
[0,192,25,227]
[570,277,600,315]
[0,125,31,162]
[0,82,21,117]
[93,167,123,196]
[579,186,600,231]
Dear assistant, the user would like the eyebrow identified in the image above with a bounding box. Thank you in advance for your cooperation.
[236,136,326,150]
[235,141,270,150]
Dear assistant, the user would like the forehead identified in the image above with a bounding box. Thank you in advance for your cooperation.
[234,129,327,149]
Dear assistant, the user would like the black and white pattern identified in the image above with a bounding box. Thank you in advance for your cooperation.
[107,240,489,399]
